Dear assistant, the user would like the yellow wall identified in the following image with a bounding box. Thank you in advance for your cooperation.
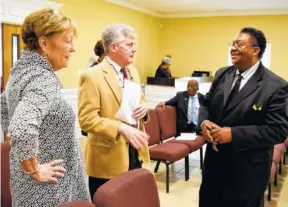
[52,0,288,87]
[54,0,161,88]
[160,15,288,79]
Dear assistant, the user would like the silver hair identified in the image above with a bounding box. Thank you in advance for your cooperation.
[162,56,172,64]
[102,23,136,53]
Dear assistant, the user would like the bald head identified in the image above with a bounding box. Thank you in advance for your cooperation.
[187,79,199,96]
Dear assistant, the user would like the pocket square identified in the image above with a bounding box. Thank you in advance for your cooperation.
[252,104,262,111]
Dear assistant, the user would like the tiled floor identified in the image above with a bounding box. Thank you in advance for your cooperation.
[144,158,288,207]
[79,137,288,207]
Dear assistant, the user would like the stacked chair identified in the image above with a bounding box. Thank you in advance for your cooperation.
[145,108,190,193]
[1,141,12,207]
[145,106,205,193]
[93,168,160,207]
[61,168,160,207]
[156,106,205,169]
[60,201,95,207]
[267,137,288,201]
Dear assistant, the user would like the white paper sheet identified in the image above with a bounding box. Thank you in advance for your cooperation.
[115,80,141,125]
[176,132,197,140]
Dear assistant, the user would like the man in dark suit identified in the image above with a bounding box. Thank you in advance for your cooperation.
[156,79,205,135]
[199,27,288,207]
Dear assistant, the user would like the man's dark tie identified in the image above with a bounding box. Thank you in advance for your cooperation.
[120,68,129,80]
[226,74,243,104]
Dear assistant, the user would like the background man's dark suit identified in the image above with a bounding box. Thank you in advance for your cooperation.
[166,91,205,135]
[155,67,171,79]
[199,63,288,205]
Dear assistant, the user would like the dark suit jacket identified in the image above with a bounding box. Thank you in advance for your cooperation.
[165,91,205,135]
[155,67,171,78]
[199,62,288,199]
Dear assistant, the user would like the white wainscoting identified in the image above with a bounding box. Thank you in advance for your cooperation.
[144,85,176,108]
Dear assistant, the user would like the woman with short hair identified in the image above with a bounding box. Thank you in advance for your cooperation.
[0,8,90,206]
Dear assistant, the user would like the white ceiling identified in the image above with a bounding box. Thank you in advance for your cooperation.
[106,0,288,18]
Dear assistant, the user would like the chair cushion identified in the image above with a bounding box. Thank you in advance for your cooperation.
[156,106,177,141]
[94,168,160,207]
[59,201,95,207]
[269,163,277,182]
[1,141,11,207]
[149,143,190,162]
[273,148,282,165]
[145,109,161,146]
[168,136,205,152]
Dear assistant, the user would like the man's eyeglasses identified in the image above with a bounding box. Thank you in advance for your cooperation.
[228,42,258,49]
[116,40,136,50]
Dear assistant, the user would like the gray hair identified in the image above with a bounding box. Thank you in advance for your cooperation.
[162,56,172,64]
[102,23,136,53]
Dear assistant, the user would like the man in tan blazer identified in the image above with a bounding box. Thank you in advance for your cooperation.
[78,24,150,199]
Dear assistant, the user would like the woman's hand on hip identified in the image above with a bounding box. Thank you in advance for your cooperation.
[30,159,66,184]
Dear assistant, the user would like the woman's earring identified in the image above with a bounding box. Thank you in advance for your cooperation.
[43,51,48,57]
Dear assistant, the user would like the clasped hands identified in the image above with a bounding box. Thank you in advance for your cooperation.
[201,120,232,145]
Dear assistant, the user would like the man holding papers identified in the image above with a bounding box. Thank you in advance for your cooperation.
[78,24,150,200]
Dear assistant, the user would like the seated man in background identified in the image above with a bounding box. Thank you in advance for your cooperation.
[156,79,204,135]
[155,56,172,78]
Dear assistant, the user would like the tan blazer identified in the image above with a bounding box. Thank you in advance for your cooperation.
[78,59,150,179]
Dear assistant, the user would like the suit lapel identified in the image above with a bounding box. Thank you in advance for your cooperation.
[223,68,236,107]
[225,63,264,112]
[197,93,202,104]
[183,92,189,116]
[102,62,122,106]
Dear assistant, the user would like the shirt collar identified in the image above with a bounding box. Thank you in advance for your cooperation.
[106,56,122,73]
[235,61,260,79]
[189,92,198,98]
